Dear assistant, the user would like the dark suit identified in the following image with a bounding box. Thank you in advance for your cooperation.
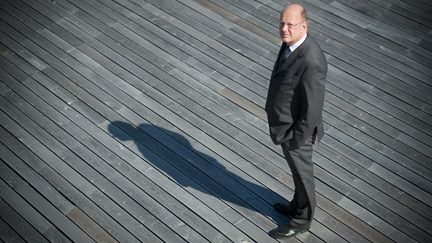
[265,35,327,227]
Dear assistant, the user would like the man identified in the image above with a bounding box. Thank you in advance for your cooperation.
[265,4,327,239]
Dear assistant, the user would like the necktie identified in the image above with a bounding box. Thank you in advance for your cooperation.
[279,44,291,67]
[283,45,292,62]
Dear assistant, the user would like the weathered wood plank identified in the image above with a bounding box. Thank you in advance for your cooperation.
[0,161,72,242]
[6,4,270,242]
[0,217,25,243]
[305,0,432,62]
[0,136,95,243]
[1,0,431,242]
[41,0,432,240]
[47,0,272,133]
[0,197,43,243]
[0,91,164,243]
[0,56,215,242]
[3,1,340,241]
[0,108,140,243]
[0,71,157,242]
[314,154,431,241]
[0,13,256,243]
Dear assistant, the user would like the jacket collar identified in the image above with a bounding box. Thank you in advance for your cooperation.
[271,36,310,79]
[289,33,307,53]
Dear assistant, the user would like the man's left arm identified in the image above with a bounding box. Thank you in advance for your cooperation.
[290,62,326,149]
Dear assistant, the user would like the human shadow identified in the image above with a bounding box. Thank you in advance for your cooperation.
[108,121,289,225]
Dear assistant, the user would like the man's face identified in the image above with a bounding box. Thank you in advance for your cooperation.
[279,7,307,45]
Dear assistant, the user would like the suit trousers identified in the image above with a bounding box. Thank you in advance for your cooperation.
[281,137,315,227]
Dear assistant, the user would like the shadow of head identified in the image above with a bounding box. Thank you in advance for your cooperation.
[108,121,192,148]
[108,121,133,141]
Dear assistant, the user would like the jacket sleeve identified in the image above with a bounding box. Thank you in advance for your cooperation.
[290,62,326,149]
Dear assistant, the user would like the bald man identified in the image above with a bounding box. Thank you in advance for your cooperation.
[265,4,327,238]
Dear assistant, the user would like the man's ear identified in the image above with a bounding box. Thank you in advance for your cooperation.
[303,21,308,31]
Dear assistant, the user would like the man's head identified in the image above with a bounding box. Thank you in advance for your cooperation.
[279,4,308,45]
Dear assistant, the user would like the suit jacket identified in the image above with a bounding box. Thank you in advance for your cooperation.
[265,35,327,148]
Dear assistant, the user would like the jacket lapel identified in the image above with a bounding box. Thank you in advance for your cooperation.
[272,43,287,73]
[271,37,310,78]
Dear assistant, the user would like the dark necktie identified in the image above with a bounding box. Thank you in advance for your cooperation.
[282,45,292,62]
[279,44,291,67]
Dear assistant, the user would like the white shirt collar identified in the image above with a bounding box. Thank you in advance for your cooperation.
[289,33,307,52]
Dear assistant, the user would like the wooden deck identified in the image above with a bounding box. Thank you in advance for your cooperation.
[0,0,431,242]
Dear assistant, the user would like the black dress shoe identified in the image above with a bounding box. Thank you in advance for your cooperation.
[273,202,296,216]
[269,225,308,239]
